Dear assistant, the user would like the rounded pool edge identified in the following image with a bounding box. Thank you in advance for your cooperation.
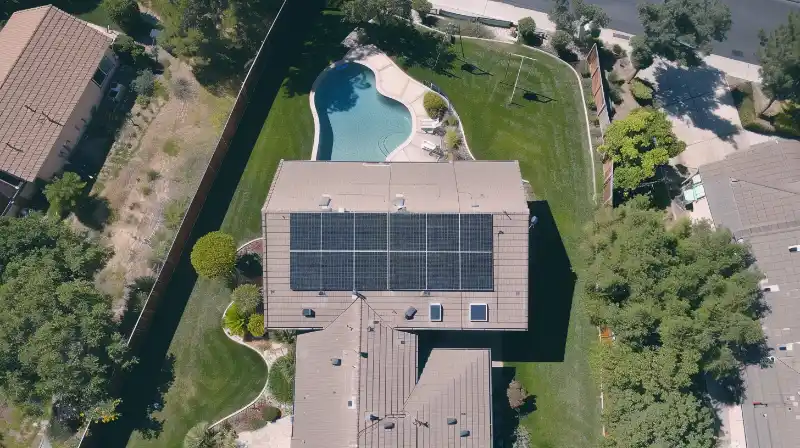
[309,59,418,162]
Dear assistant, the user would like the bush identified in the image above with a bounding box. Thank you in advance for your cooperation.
[732,83,775,134]
[262,405,281,422]
[224,303,246,337]
[232,284,262,316]
[412,0,432,18]
[270,330,297,344]
[550,30,572,54]
[191,231,237,279]
[586,95,596,111]
[162,138,180,156]
[608,83,623,105]
[423,92,448,119]
[102,0,140,33]
[607,70,623,85]
[631,79,654,104]
[517,17,537,40]
[459,21,493,39]
[444,115,459,126]
[774,103,800,137]
[268,354,296,404]
[132,70,155,98]
[444,129,461,149]
[139,185,152,196]
[112,35,148,67]
[612,43,625,58]
[163,198,188,230]
[146,169,160,182]
[247,314,265,337]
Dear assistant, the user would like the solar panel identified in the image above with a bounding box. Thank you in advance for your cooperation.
[288,212,495,292]
[290,213,320,250]
[354,252,387,290]
[460,252,493,290]
[389,214,426,251]
[427,252,460,290]
[290,252,320,290]
[390,252,425,290]
[427,214,459,251]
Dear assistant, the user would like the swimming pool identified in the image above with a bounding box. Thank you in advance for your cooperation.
[313,63,412,161]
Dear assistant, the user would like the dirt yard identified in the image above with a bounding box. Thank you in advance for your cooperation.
[77,53,233,317]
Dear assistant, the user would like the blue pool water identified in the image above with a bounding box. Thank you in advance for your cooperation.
[314,63,412,161]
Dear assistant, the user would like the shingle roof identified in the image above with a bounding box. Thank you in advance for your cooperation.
[700,139,800,448]
[0,5,112,181]
[292,296,492,448]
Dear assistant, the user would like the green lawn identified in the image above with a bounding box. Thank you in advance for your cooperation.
[120,11,598,447]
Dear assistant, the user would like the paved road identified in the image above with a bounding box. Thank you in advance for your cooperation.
[502,0,800,64]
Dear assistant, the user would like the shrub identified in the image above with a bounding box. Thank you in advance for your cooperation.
[112,35,148,67]
[586,95,596,111]
[460,21,492,39]
[146,169,160,182]
[444,115,459,126]
[232,284,262,316]
[774,103,800,137]
[269,354,296,404]
[132,70,155,98]
[102,0,140,32]
[612,43,624,57]
[608,83,623,105]
[44,172,86,217]
[139,185,152,197]
[191,231,237,279]
[162,138,180,156]
[270,330,297,344]
[411,0,432,18]
[550,30,572,53]
[631,79,654,104]
[224,303,246,337]
[247,314,265,337]
[423,92,447,119]
[517,17,537,40]
[607,70,623,85]
[507,379,528,410]
[163,198,188,230]
[262,405,281,422]
[444,129,461,149]
[732,83,775,134]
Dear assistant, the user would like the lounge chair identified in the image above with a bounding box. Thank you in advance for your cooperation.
[422,140,439,152]
[420,119,440,133]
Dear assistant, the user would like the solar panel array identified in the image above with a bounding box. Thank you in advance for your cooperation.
[289,212,493,291]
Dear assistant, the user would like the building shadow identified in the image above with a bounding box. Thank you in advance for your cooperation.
[84,2,322,446]
[652,63,740,143]
[416,200,575,363]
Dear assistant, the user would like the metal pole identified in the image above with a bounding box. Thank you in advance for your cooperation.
[509,56,524,104]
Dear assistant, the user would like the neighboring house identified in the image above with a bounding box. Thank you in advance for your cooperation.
[701,139,800,448]
[262,161,530,447]
[0,5,118,215]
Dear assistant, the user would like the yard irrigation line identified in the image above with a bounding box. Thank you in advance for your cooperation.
[413,21,599,203]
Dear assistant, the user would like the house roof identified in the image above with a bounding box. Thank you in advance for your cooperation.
[292,297,492,448]
[0,5,113,181]
[261,161,530,331]
[700,139,800,448]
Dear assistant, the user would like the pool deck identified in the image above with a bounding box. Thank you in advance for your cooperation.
[310,45,442,162]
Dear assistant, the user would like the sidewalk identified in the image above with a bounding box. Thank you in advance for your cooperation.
[430,0,762,83]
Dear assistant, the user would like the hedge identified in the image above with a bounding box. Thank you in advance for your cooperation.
[268,355,295,404]
[423,92,447,119]
[630,79,653,104]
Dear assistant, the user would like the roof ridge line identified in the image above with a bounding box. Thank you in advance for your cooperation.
[0,5,52,92]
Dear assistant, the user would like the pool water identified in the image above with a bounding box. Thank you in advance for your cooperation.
[314,63,412,161]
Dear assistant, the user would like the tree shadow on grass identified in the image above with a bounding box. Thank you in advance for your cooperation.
[360,20,456,75]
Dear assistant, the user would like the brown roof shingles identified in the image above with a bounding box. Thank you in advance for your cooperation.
[0,5,112,181]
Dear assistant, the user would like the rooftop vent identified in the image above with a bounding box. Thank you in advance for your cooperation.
[302,308,315,318]
[469,303,488,322]
[393,195,406,211]
[405,307,417,320]
[318,195,331,209]
[331,358,342,366]
[430,303,442,322]
[384,422,395,430]
[365,413,379,422]
[347,398,356,409]
[790,245,800,253]
[763,285,780,292]
[460,430,470,437]
[447,418,457,425]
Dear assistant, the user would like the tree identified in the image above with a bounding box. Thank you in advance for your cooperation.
[758,13,800,114]
[184,421,238,448]
[550,30,573,54]
[628,35,654,82]
[548,0,574,34]
[102,0,140,32]
[506,379,528,411]
[232,284,261,316]
[0,215,129,422]
[342,0,412,24]
[132,69,155,98]
[112,35,148,67]
[517,17,537,41]
[191,231,236,279]
[411,0,432,19]
[637,0,731,66]
[423,92,447,118]
[598,107,686,191]
[44,172,86,217]
[585,201,766,447]
[247,314,265,337]
[548,0,609,38]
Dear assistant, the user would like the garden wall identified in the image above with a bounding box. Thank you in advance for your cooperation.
[78,0,324,445]
[587,43,611,132]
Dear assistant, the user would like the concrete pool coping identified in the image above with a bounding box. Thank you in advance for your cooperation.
[309,45,442,162]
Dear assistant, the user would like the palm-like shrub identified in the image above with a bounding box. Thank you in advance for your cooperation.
[223,303,246,337]
[247,314,265,337]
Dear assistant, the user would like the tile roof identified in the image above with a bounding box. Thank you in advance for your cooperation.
[700,139,800,448]
[262,161,529,331]
[0,5,113,181]
[292,296,492,448]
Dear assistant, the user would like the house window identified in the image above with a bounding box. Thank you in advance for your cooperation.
[429,303,442,322]
[92,54,115,86]
[469,303,488,322]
